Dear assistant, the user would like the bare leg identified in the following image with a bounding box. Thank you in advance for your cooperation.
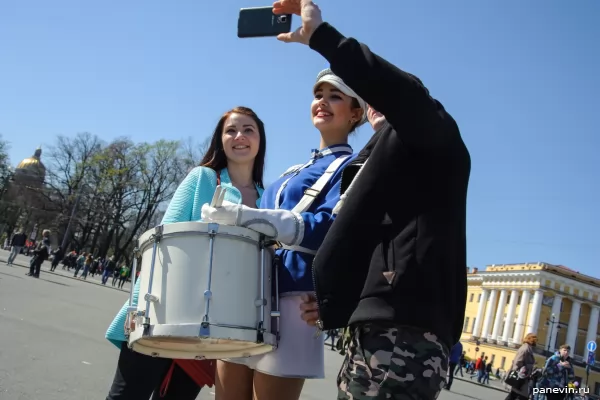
[215,361,254,400]
[253,371,304,400]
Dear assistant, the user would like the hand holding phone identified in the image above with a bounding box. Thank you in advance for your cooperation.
[273,0,323,45]
[237,6,292,38]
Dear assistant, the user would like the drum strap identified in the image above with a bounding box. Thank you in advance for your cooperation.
[291,155,350,214]
[279,155,350,255]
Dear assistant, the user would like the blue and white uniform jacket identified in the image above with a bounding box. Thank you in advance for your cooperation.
[261,144,355,295]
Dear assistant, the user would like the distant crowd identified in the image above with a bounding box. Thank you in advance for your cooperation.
[3,229,137,287]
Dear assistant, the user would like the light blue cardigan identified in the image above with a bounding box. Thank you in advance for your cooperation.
[105,166,264,347]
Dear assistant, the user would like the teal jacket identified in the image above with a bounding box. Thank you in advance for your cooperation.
[105,166,263,347]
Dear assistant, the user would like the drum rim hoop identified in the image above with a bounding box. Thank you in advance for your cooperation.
[137,221,262,249]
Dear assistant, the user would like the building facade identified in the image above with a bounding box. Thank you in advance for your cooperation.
[1,147,58,242]
[461,262,600,394]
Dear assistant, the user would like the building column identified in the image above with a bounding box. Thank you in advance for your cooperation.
[472,289,490,338]
[566,300,582,353]
[546,295,563,352]
[585,306,599,359]
[502,289,519,344]
[481,289,498,340]
[513,290,531,344]
[525,289,544,335]
[491,289,509,342]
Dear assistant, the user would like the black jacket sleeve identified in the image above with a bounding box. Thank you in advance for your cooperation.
[309,22,457,152]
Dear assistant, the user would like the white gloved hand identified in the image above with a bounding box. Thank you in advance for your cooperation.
[201,202,240,226]
[201,203,303,245]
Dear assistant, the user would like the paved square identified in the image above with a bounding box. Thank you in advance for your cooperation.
[0,250,507,399]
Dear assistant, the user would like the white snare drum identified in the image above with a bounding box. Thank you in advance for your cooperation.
[127,221,280,360]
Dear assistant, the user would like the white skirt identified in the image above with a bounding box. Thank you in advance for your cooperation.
[225,295,325,379]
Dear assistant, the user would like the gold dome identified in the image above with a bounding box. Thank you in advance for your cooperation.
[15,147,46,178]
[17,158,44,169]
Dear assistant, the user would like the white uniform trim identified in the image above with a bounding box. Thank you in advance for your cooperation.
[274,145,350,211]
[291,155,350,214]
[281,154,350,252]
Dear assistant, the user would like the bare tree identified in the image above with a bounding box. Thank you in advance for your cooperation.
[41,133,103,246]
[111,139,184,261]
[0,135,13,232]
[179,136,211,172]
[44,132,103,198]
[0,135,11,199]
[6,131,213,259]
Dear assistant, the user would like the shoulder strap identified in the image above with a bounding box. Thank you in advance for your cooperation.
[291,155,350,214]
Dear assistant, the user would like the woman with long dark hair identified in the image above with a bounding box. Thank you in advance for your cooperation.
[202,70,367,400]
[104,106,267,400]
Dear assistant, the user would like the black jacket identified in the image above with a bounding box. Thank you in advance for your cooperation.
[309,23,471,350]
[34,238,51,262]
[11,233,27,247]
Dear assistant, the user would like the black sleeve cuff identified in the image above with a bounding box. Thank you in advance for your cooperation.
[308,22,346,64]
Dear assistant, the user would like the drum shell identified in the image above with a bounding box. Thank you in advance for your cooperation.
[130,221,274,359]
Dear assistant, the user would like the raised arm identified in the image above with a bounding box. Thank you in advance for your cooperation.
[309,23,454,151]
[274,0,460,152]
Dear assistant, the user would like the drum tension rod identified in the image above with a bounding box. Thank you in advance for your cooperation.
[125,247,140,338]
[143,225,163,333]
[200,223,219,337]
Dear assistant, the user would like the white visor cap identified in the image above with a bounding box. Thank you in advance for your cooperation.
[313,68,368,126]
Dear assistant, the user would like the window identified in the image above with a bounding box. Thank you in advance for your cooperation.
[501,356,506,370]
[463,317,470,332]
[491,354,496,365]
[478,293,482,302]
[469,293,474,302]
[507,294,511,304]
[471,318,477,333]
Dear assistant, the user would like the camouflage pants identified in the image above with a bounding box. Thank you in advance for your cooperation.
[337,323,449,400]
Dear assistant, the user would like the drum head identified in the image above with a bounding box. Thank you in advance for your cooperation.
[129,327,276,359]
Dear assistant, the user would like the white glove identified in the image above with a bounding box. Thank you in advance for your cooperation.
[201,203,303,246]
[201,202,240,226]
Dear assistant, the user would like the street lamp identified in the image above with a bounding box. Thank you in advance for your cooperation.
[60,187,85,251]
[545,313,561,352]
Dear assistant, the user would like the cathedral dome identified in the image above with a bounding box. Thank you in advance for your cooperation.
[15,147,46,181]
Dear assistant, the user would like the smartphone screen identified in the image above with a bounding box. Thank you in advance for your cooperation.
[237,6,292,38]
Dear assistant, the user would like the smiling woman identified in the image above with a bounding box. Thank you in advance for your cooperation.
[201,107,267,195]
[104,106,268,400]
[311,69,366,146]
[200,69,368,400]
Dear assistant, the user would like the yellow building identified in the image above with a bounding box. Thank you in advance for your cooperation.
[461,262,600,395]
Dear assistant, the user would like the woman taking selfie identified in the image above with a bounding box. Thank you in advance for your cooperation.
[202,70,367,400]
[104,106,267,400]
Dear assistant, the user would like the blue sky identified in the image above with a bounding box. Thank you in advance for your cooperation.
[1,0,598,275]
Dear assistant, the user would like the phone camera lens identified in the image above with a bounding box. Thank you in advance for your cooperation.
[277,15,287,23]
